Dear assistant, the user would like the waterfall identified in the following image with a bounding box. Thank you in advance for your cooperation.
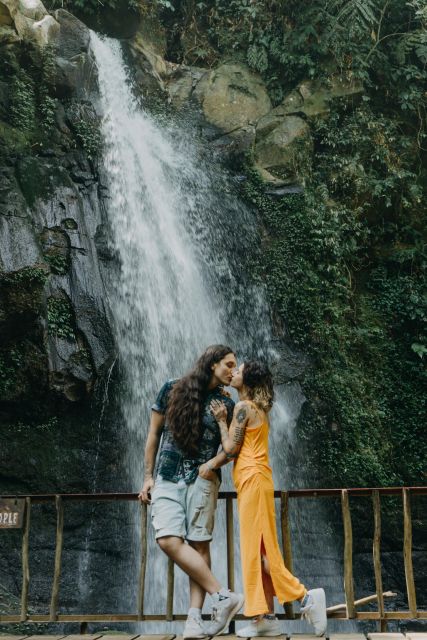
[89,32,347,633]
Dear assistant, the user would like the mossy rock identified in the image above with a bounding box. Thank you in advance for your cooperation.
[194,63,271,134]
[255,115,313,184]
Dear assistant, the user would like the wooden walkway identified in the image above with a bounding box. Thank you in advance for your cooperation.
[1,633,426,640]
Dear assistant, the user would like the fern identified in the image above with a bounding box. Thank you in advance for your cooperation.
[327,0,378,38]
[396,30,427,64]
[397,0,427,64]
[247,43,268,72]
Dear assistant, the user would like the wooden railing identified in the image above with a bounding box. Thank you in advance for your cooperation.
[0,487,426,631]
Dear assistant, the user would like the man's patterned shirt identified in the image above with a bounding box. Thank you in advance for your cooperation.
[152,379,235,485]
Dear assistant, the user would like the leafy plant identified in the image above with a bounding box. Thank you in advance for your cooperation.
[47,296,75,340]
[9,72,36,133]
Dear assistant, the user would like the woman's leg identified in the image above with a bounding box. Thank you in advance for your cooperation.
[261,540,275,613]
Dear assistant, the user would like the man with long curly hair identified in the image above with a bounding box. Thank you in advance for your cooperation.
[139,345,244,638]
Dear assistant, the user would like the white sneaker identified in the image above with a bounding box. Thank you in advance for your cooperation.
[237,615,282,637]
[301,588,327,636]
[206,590,245,636]
[183,615,207,639]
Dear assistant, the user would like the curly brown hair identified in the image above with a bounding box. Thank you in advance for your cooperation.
[243,360,274,413]
[166,344,235,455]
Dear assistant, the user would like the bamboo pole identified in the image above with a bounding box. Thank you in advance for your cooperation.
[402,488,417,616]
[372,490,385,620]
[326,590,396,612]
[20,497,31,622]
[280,491,295,619]
[166,557,174,621]
[138,502,148,619]
[341,489,355,618]
[49,495,64,621]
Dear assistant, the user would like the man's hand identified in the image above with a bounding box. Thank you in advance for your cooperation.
[198,462,216,481]
[210,399,227,422]
[138,476,155,504]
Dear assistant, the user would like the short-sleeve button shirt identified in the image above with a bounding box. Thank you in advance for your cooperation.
[152,379,235,485]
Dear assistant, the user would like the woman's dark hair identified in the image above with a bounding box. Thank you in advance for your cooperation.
[166,344,235,455]
[243,360,274,413]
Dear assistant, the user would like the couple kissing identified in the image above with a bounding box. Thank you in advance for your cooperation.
[139,344,327,638]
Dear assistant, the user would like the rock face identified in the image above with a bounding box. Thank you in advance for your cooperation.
[0,9,129,620]
[0,0,59,46]
[0,8,116,443]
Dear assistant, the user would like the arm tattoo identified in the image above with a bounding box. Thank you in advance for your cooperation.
[233,423,246,445]
[236,407,247,423]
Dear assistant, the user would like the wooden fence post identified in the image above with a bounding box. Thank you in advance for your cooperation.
[403,488,417,617]
[49,495,64,621]
[226,496,235,632]
[166,558,174,621]
[138,501,147,620]
[341,489,355,618]
[20,497,31,622]
[280,492,295,619]
[372,490,385,630]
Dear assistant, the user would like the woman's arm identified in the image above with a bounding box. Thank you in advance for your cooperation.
[211,400,250,456]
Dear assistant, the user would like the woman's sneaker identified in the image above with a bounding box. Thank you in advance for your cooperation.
[183,614,207,639]
[237,614,282,637]
[205,590,245,636]
[300,588,327,636]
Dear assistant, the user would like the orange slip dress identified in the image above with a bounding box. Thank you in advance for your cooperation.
[233,402,306,616]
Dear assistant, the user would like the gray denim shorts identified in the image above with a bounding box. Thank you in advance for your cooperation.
[151,475,220,542]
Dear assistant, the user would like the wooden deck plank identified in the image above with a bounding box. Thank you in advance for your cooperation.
[132,636,176,640]
[252,636,287,640]
[329,635,366,640]
[405,635,427,640]
[0,636,31,639]
[25,636,67,640]
[63,635,103,640]
[96,631,140,640]
[368,635,405,640]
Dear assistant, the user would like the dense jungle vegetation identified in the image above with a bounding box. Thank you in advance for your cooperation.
[10,0,427,487]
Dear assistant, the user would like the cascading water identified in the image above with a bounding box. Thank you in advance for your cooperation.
[90,32,348,633]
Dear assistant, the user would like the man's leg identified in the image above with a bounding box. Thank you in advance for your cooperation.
[188,540,211,608]
[157,536,221,594]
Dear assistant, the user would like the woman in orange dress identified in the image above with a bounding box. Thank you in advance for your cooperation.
[210,361,327,638]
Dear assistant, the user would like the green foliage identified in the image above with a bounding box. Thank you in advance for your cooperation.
[9,71,36,133]
[240,95,426,487]
[38,45,57,135]
[152,0,427,117]
[0,266,49,286]
[68,103,101,159]
[0,347,24,396]
[47,296,75,340]
[44,254,69,275]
